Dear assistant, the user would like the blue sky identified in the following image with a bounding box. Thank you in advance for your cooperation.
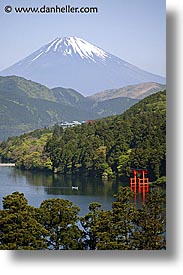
[0,0,166,76]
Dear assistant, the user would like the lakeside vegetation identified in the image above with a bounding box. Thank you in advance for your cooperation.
[0,187,166,250]
[0,90,166,182]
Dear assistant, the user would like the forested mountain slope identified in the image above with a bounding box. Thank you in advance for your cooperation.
[0,90,166,181]
[0,76,94,140]
[0,76,164,140]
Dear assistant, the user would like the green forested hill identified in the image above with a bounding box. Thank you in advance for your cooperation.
[0,75,54,101]
[87,97,138,117]
[0,90,166,181]
[51,87,85,106]
[0,76,164,140]
[0,76,96,139]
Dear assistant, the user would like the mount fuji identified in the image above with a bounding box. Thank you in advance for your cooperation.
[0,36,166,96]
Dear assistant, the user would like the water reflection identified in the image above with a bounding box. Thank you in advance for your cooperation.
[1,167,120,215]
[9,169,118,196]
[0,167,165,215]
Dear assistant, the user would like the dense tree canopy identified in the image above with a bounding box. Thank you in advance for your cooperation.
[0,187,166,250]
[38,198,82,250]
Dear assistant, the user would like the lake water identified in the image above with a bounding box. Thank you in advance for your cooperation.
[0,166,161,215]
[0,167,123,215]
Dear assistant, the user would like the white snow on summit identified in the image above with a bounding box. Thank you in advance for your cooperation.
[42,36,109,62]
[45,38,60,53]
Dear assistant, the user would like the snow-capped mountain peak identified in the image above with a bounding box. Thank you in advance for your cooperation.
[0,36,166,95]
[42,36,109,61]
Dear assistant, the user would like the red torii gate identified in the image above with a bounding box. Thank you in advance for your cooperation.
[130,169,149,202]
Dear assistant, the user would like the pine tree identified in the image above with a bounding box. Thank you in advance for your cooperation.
[0,192,47,250]
[38,198,82,250]
[133,189,166,250]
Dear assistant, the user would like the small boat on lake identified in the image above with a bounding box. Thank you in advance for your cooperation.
[72,186,79,190]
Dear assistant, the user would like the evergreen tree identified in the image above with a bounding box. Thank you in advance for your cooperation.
[81,202,104,250]
[107,187,138,250]
[133,189,166,250]
[0,192,47,250]
[81,188,138,250]
[38,198,82,250]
